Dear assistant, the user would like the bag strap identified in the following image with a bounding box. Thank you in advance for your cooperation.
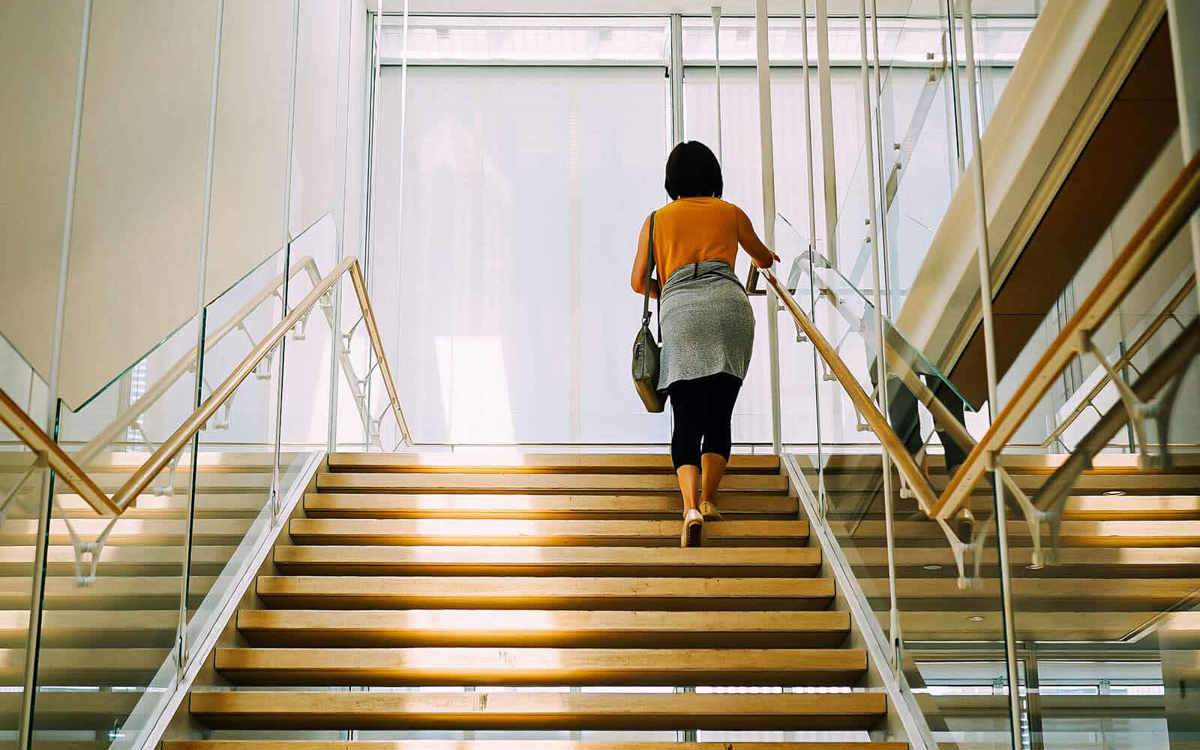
[641,212,656,326]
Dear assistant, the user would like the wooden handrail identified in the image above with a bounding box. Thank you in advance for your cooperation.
[931,150,1200,520]
[72,256,321,465]
[1038,274,1196,449]
[761,268,941,515]
[0,388,119,516]
[0,256,409,516]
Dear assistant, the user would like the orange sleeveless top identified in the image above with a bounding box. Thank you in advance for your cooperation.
[651,197,739,282]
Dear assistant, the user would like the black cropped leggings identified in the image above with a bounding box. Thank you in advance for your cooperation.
[668,372,743,470]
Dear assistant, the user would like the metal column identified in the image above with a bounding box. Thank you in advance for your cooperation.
[814,0,840,267]
[856,0,901,670]
[755,0,784,455]
[958,0,1024,745]
[18,2,93,745]
[799,0,827,514]
[670,13,685,144]
[711,4,724,162]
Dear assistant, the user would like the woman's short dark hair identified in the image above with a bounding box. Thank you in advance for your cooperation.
[664,141,723,200]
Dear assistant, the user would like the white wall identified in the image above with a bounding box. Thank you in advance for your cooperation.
[0,1,87,391]
[0,0,356,414]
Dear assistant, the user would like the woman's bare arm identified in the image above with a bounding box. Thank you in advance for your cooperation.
[630,214,660,298]
[735,207,781,269]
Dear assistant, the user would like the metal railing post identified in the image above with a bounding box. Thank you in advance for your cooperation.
[814,0,840,268]
[856,0,901,669]
[18,2,93,744]
[755,0,784,455]
[711,4,723,162]
[959,0,1024,744]
[670,13,684,144]
[269,0,302,516]
[799,0,827,515]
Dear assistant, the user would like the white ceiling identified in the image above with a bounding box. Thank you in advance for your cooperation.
[386,0,1040,16]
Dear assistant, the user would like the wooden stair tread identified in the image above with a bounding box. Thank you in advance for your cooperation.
[0,544,237,576]
[304,492,797,519]
[274,544,821,576]
[235,609,851,647]
[165,742,906,749]
[316,472,789,494]
[842,545,1200,576]
[0,691,140,728]
[288,518,808,547]
[0,576,213,610]
[328,452,781,474]
[820,473,1200,495]
[0,518,251,546]
[0,647,164,684]
[256,576,835,610]
[214,646,866,686]
[837,519,1200,546]
[797,451,1200,473]
[0,609,177,647]
[187,690,887,730]
[53,492,269,517]
[862,576,1200,609]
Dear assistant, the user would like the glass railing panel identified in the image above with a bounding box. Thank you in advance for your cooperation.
[279,215,337,487]
[778,216,978,476]
[184,245,289,631]
[776,207,1016,748]
[980,193,1199,750]
[0,334,50,747]
[791,442,1018,749]
[21,313,201,746]
[28,437,195,749]
[333,269,377,452]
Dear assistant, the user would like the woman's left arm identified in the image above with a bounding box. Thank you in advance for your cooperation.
[630,214,660,298]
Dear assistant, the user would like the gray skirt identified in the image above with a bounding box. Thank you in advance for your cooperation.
[657,260,755,391]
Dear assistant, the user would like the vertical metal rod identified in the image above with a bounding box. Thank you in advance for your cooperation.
[814,0,839,267]
[755,0,784,455]
[857,0,901,669]
[361,0,386,450]
[176,0,226,673]
[327,0,356,455]
[270,0,303,517]
[387,0,412,449]
[19,2,92,745]
[711,4,723,162]
[670,13,685,144]
[799,0,827,516]
[944,0,966,174]
[1166,0,1200,310]
[868,0,894,318]
[960,1,1023,745]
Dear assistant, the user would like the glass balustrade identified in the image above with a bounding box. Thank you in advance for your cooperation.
[0,212,400,749]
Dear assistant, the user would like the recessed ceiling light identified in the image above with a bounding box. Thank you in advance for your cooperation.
[967,615,985,623]
[1102,489,1126,496]
[922,564,943,571]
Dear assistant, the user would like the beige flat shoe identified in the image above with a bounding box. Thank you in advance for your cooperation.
[681,508,704,548]
[699,501,723,521]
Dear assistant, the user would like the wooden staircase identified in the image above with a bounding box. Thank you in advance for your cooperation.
[164,452,903,748]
